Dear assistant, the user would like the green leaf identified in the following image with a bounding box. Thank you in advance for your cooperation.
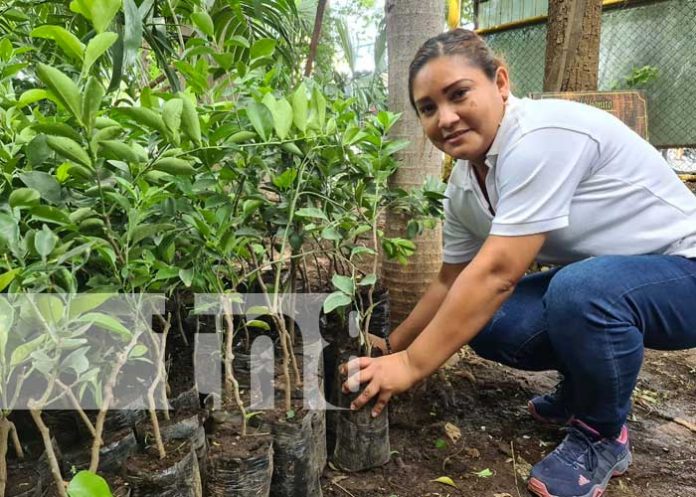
[0,214,20,251]
[246,319,270,331]
[359,274,377,286]
[163,98,183,135]
[152,157,195,176]
[46,136,92,168]
[0,298,14,359]
[67,470,113,497]
[122,0,142,69]
[246,102,273,141]
[250,39,276,59]
[309,87,326,131]
[31,25,85,62]
[11,335,48,367]
[431,476,457,488]
[179,93,201,145]
[35,225,57,257]
[37,295,65,324]
[226,130,256,144]
[191,11,214,37]
[472,468,494,478]
[82,76,105,130]
[262,94,293,140]
[76,312,132,340]
[36,64,83,122]
[292,83,308,132]
[0,269,20,293]
[32,122,83,142]
[68,293,112,319]
[18,89,51,108]
[272,168,297,190]
[295,207,327,221]
[179,268,193,287]
[19,172,62,204]
[70,0,122,34]
[9,188,41,209]
[323,291,352,314]
[434,438,448,449]
[30,205,72,226]
[99,140,141,163]
[332,274,354,296]
[130,223,175,244]
[129,344,148,358]
[280,142,303,156]
[82,32,118,77]
[119,107,167,134]
[320,226,341,241]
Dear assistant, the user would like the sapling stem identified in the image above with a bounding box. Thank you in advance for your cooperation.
[90,300,148,473]
[29,406,67,497]
[56,379,96,438]
[0,417,10,497]
[222,301,247,436]
[147,314,171,459]
[8,421,22,459]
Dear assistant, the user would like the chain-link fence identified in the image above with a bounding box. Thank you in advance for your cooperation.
[481,0,696,148]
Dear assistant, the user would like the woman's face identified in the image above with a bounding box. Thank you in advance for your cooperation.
[412,55,510,164]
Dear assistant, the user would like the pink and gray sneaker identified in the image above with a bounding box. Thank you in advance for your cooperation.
[528,420,632,497]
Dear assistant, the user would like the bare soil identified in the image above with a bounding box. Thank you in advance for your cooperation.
[322,348,696,497]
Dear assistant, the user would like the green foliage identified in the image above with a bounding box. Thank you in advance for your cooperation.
[611,65,660,90]
[67,471,113,497]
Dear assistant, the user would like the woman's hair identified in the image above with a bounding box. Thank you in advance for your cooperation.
[408,28,505,112]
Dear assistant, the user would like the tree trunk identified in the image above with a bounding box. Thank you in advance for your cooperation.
[543,0,602,92]
[305,0,329,77]
[384,0,444,326]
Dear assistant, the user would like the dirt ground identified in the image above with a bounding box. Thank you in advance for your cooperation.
[322,347,696,497]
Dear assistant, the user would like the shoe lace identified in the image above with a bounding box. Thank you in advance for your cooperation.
[555,426,600,471]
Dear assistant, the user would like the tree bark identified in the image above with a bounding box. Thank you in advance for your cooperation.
[384,0,444,326]
[305,0,329,77]
[543,0,602,92]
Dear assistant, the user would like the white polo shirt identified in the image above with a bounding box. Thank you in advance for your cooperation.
[443,95,696,265]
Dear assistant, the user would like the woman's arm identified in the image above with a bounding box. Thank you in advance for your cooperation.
[388,262,469,352]
[342,233,546,416]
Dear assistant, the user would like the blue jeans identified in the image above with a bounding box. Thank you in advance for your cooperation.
[469,255,696,438]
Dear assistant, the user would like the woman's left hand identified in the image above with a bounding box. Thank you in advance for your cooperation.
[341,351,420,417]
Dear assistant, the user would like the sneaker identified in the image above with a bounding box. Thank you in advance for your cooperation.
[528,379,572,425]
[528,421,632,497]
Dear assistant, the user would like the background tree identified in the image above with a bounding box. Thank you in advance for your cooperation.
[383,0,444,325]
[544,0,603,91]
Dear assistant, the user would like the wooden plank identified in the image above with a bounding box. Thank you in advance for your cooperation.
[529,90,649,139]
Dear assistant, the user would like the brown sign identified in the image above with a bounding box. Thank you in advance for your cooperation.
[529,90,649,140]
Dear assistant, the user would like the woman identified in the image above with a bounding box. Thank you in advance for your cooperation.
[341,29,696,497]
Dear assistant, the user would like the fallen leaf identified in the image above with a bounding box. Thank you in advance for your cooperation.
[465,447,480,458]
[444,422,462,444]
[331,475,348,484]
[494,493,513,497]
[473,468,493,478]
[431,476,457,488]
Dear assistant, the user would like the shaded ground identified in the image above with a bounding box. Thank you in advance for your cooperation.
[322,348,696,497]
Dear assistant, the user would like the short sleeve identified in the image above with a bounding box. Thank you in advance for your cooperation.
[490,128,598,236]
[442,188,483,263]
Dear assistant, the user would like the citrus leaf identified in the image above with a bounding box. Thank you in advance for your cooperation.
[76,312,132,340]
[82,31,118,77]
[67,470,113,497]
[31,25,85,62]
[323,291,352,314]
[36,63,83,122]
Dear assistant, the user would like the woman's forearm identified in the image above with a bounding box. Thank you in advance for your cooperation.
[405,264,514,380]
